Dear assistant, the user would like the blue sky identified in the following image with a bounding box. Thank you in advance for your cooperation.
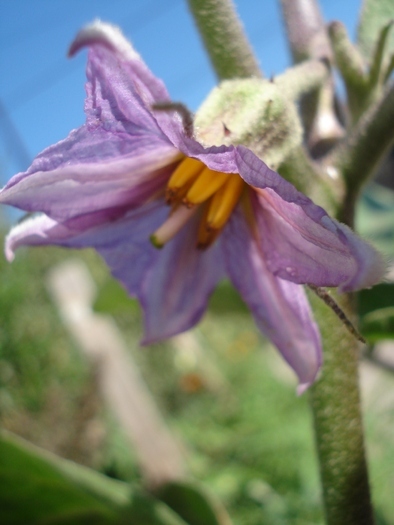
[0,0,362,188]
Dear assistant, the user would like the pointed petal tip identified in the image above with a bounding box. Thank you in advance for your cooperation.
[140,328,177,347]
[339,233,386,293]
[293,351,321,395]
[297,382,312,396]
[4,242,15,263]
[4,222,23,262]
[296,360,321,395]
[68,20,139,60]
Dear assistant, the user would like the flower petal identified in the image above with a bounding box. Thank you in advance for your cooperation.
[235,146,384,291]
[1,20,185,223]
[70,20,190,147]
[6,202,224,345]
[6,201,167,295]
[0,125,179,222]
[140,216,225,344]
[223,208,322,390]
[69,21,171,105]
[5,214,75,262]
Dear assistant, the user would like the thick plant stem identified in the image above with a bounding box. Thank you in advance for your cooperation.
[309,292,375,525]
[279,0,332,62]
[327,81,394,226]
[279,0,343,157]
[186,0,261,80]
[329,81,394,190]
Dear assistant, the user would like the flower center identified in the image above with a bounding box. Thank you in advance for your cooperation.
[150,157,245,249]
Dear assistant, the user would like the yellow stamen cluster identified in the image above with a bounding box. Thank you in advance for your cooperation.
[152,157,245,248]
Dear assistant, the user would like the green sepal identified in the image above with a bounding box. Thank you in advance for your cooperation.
[357,0,394,63]
[194,78,303,171]
[368,20,394,88]
[329,21,368,91]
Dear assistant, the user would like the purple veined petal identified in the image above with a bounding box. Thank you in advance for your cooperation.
[140,215,225,344]
[173,140,240,174]
[69,21,171,104]
[69,20,139,62]
[5,201,168,299]
[69,23,238,159]
[235,146,384,291]
[85,45,168,136]
[5,200,223,343]
[70,21,187,142]
[222,207,322,391]
[0,126,180,223]
[5,214,75,262]
[326,219,386,292]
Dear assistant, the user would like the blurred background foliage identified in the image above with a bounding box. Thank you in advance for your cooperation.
[0,180,393,524]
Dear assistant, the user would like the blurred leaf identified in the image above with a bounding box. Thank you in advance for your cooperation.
[358,283,394,317]
[358,283,394,340]
[93,278,139,315]
[0,432,225,525]
[94,277,250,317]
[356,183,394,255]
[119,492,189,525]
[0,431,127,525]
[208,281,248,315]
[357,0,394,62]
[155,481,232,525]
[361,307,394,341]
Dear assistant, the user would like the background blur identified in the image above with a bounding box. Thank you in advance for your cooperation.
[1,2,393,525]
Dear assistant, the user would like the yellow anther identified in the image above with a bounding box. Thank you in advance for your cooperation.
[185,167,230,205]
[197,202,220,249]
[205,175,244,230]
[167,157,205,192]
[154,157,246,250]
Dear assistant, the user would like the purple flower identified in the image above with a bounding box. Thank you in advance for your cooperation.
[0,22,384,392]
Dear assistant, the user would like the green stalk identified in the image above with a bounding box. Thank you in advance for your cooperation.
[330,81,394,189]
[328,81,394,226]
[309,292,375,525]
[186,0,261,80]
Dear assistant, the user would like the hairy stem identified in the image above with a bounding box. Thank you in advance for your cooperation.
[186,0,261,80]
[328,81,394,226]
[309,292,375,525]
[279,0,343,157]
[331,81,394,188]
[279,0,332,62]
[275,59,329,101]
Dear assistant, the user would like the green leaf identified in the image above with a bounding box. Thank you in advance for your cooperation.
[119,492,189,525]
[360,307,394,341]
[0,431,127,525]
[356,183,394,256]
[0,432,222,525]
[93,278,139,315]
[358,282,394,317]
[357,0,394,63]
[208,281,248,316]
[155,481,233,525]
[358,282,394,341]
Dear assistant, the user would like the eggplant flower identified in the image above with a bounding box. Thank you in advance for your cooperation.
[0,22,384,392]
